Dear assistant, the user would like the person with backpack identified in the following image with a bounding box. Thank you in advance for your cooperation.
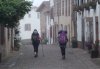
[31,29,40,58]
[58,30,68,59]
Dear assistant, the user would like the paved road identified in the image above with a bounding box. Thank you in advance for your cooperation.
[0,44,100,69]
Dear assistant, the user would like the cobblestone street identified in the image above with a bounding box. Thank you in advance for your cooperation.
[0,43,100,69]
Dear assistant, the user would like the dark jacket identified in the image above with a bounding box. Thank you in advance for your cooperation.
[31,32,40,46]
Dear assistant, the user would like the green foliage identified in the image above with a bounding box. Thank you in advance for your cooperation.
[0,0,32,28]
[83,3,90,10]
[89,1,96,9]
[14,37,21,51]
[41,38,48,44]
[73,5,79,12]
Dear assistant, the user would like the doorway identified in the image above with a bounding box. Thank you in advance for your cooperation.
[95,21,99,41]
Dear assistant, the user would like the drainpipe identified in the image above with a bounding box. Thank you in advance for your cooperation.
[82,11,85,49]
[98,4,100,45]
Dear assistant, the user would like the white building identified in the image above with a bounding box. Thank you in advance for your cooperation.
[36,1,50,44]
[19,6,40,40]
[74,0,100,48]
[50,0,54,44]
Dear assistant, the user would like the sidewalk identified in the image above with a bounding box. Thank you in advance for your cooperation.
[0,44,100,69]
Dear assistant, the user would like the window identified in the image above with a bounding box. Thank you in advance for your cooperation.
[66,0,67,16]
[62,0,64,15]
[54,0,57,16]
[68,0,70,16]
[57,0,61,16]
[77,0,79,6]
[25,24,31,31]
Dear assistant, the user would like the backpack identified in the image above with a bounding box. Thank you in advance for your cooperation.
[32,33,40,42]
[58,31,67,44]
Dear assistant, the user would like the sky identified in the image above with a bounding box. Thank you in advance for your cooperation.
[29,0,49,7]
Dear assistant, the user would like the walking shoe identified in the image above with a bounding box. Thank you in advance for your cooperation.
[34,54,38,58]
[34,52,38,58]
[62,55,65,60]
[34,52,36,55]
[34,55,37,58]
[34,52,36,57]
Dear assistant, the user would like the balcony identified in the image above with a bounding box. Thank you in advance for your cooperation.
[73,0,99,12]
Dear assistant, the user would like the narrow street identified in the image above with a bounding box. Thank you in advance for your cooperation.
[0,0,100,69]
[0,41,100,69]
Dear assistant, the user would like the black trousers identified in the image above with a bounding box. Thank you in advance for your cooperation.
[60,47,65,56]
[33,46,39,53]
[32,41,39,53]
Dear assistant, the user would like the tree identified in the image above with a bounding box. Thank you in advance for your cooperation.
[0,0,32,28]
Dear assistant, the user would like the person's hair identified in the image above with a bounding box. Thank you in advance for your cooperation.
[34,29,37,31]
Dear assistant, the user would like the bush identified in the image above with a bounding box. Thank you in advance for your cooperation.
[14,37,21,51]
[41,38,48,44]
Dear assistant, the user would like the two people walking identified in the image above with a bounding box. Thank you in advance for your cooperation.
[31,29,68,60]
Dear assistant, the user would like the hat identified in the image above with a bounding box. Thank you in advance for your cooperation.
[34,29,37,31]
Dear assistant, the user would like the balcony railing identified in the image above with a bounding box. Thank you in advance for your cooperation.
[73,0,99,12]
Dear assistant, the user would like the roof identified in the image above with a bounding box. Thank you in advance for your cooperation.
[36,1,50,12]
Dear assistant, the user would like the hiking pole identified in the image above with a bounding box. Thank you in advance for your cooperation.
[41,44,45,57]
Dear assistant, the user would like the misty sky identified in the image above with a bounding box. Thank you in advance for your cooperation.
[34,0,49,6]
[28,0,49,7]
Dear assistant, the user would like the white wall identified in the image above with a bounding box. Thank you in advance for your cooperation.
[98,4,100,45]
[77,2,100,43]
[4,28,12,57]
[50,0,54,44]
[77,12,82,41]
[50,0,54,7]
[19,7,40,39]
[50,19,54,44]
[46,15,51,44]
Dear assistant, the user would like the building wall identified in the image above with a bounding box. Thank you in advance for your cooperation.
[36,1,51,44]
[77,12,82,42]
[97,3,100,45]
[53,0,73,44]
[76,1,100,49]
[4,28,11,57]
[50,0,54,44]
[99,5,100,45]
[50,20,54,44]
[0,25,5,60]
[50,0,54,7]
[40,12,46,35]
[19,7,40,39]
[46,15,51,44]
[0,27,13,60]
